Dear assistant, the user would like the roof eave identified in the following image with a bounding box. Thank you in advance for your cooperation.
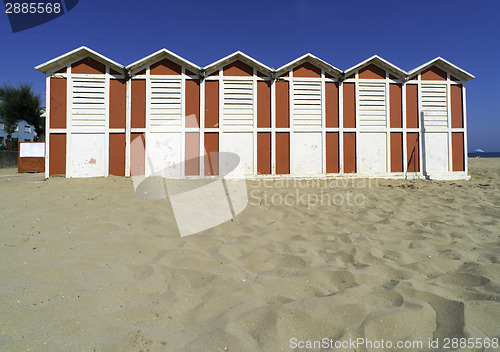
[407,57,475,81]
[344,55,407,79]
[275,53,342,78]
[35,46,124,74]
[126,48,201,75]
[204,51,273,76]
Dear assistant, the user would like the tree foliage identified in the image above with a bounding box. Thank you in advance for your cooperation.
[0,83,44,149]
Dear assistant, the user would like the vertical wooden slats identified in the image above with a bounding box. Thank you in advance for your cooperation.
[109,134,125,176]
[109,79,126,129]
[275,133,289,174]
[343,133,356,173]
[49,134,66,175]
[343,83,356,128]
[406,84,419,128]
[205,81,219,128]
[185,132,200,176]
[451,84,463,128]
[185,79,200,128]
[204,132,219,175]
[325,82,339,128]
[407,132,419,172]
[50,78,66,129]
[275,81,289,128]
[390,132,403,172]
[257,132,271,174]
[131,80,146,128]
[130,133,145,176]
[452,132,465,171]
[326,132,339,173]
[257,81,271,128]
[389,84,402,128]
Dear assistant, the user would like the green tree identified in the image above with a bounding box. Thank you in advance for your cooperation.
[0,83,44,149]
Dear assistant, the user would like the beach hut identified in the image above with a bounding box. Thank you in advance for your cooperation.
[36,47,474,180]
[126,49,201,178]
[201,51,273,177]
[35,47,126,177]
[406,58,473,179]
[342,56,408,177]
[274,54,343,176]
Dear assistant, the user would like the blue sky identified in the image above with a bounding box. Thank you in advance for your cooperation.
[1,0,498,151]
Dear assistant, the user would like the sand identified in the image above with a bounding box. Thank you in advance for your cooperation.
[1,159,499,351]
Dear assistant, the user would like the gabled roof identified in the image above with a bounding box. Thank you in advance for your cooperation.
[204,51,273,76]
[407,57,475,81]
[344,55,407,79]
[35,46,124,74]
[126,48,200,75]
[275,53,342,78]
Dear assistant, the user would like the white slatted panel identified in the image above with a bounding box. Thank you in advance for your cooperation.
[359,82,386,127]
[71,77,106,132]
[222,79,254,127]
[422,84,448,128]
[292,80,322,127]
[150,78,182,128]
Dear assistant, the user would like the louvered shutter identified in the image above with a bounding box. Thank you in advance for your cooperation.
[358,82,386,127]
[292,80,322,127]
[71,77,106,132]
[421,84,448,128]
[150,78,182,128]
[222,79,254,127]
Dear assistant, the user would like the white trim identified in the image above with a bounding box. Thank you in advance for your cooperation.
[253,67,258,175]
[288,69,293,175]
[45,76,50,178]
[145,65,151,175]
[181,67,186,177]
[354,70,359,173]
[104,65,110,177]
[321,69,326,174]
[446,73,453,173]
[417,73,424,177]
[125,78,131,177]
[339,80,344,174]
[200,76,205,176]
[66,65,72,177]
[385,71,391,173]
[462,85,469,175]
[402,81,408,176]
[218,69,223,174]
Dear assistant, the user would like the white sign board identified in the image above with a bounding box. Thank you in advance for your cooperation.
[19,143,45,158]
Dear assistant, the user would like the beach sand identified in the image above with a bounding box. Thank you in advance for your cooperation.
[1,159,499,351]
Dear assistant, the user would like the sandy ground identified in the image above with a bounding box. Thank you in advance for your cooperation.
[1,159,499,352]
